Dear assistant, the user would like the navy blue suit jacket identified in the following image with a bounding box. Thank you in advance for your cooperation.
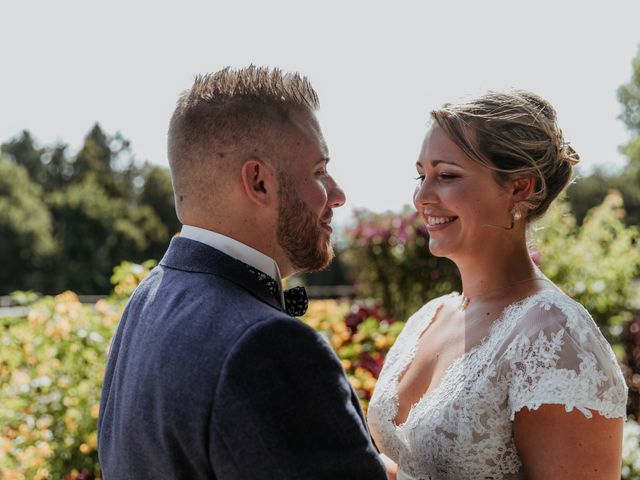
[98,237,386,479]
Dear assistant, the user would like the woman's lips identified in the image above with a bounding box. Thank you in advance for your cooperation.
[424,215,458,231]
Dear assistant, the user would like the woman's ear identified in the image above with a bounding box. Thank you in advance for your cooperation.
[240,158,276,207]
[511,176,536,203]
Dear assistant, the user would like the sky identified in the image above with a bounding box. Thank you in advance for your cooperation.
[2,1,639,226]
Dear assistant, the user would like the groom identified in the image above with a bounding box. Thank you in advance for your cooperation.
[97,66,387,479]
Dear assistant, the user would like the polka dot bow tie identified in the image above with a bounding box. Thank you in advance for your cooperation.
[245,265,309,317]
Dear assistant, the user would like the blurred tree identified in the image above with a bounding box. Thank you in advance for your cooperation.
[2,132,75,192]
[342,208,461,321]
[0,125,177,294]
[565,170,611,224]
[611,162,640,228]
[43,144,74,191]
[1,130,46,185]
[140,164,180,234]
[300,249,353,288]
[618,47,640,148]
[566,45,640,226]
[616,45,640,226]
[46,178,168,293]
[0,155,56,292]
[72,124,137,198]
[535,191,640,334]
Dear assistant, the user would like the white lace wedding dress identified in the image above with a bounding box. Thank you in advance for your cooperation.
[367,289,628,480]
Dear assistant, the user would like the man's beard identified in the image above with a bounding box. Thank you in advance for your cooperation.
[276,172,334,273]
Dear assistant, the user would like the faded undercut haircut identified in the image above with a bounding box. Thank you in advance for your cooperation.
[431,90,580,222]
[167,66,320,218]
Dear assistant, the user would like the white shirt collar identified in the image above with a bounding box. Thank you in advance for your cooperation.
[180,225,282,286]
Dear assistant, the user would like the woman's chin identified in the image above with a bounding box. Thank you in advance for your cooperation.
[427,242,452,259]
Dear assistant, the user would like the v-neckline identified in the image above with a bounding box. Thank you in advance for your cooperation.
[391,290,552,429]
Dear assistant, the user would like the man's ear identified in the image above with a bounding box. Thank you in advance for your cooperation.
[240,158,276,207]
[511,176,536,204]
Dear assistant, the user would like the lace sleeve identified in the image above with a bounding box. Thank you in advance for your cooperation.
[499,294,627,421]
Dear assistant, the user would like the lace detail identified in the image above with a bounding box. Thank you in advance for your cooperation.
[368,289,627,480]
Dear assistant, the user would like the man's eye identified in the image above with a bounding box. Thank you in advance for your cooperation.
[415,174,425,182]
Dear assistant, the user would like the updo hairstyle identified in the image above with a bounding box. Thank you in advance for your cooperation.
[430,90,580,222]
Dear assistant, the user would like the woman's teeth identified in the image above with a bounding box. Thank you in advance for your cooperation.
[427,216,457,226]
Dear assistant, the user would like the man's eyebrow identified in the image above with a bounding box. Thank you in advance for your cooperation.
[316,157,330,165]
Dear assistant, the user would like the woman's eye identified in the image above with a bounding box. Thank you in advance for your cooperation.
[438,173,459,180]
[415,173,458,183]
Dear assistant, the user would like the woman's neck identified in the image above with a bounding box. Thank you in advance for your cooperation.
[455,239,539,299]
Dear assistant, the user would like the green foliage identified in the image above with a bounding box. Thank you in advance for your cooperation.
[534,191,640,331]
[566,44,640,227]
[0,157,55,257]
[139,165,180,234]
[1,208,639,477]
[46,179,167,293]
[565,170,611,224]
[615,44,640,226]
[623,420,640,479]
[1,131,47,187]
[0,125,178,294]
[343,208,460,321]
[0,262,402,477]
[0,260,162,479]
[9,291,41,306]
[0,156,56,293]
[301,301,404,413]
[613,168,640,227]
[623,313,640,420]
[110,260,157,297]
[0,291,123,479]
[2,131,72,192]
[618,46,640,140]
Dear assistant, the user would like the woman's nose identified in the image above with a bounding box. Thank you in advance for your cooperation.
[413,177,436,209]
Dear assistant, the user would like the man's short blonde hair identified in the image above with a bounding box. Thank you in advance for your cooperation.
[168,66,320,220]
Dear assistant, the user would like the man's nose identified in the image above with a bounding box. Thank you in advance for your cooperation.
[328,177,346,208]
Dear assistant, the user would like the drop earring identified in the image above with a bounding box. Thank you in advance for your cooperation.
[512,208,522,222]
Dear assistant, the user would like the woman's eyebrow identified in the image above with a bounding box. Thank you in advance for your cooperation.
[415,159,462,168]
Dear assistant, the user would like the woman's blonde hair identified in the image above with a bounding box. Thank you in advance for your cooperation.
[431,90,580,222]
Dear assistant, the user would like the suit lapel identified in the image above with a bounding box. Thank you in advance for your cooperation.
[159,237,283,313]
[160,239,372,431]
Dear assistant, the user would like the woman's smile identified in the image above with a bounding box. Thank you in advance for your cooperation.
[424,214,459,230]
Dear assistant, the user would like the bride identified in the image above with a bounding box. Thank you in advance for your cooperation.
[367,90,628,480]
